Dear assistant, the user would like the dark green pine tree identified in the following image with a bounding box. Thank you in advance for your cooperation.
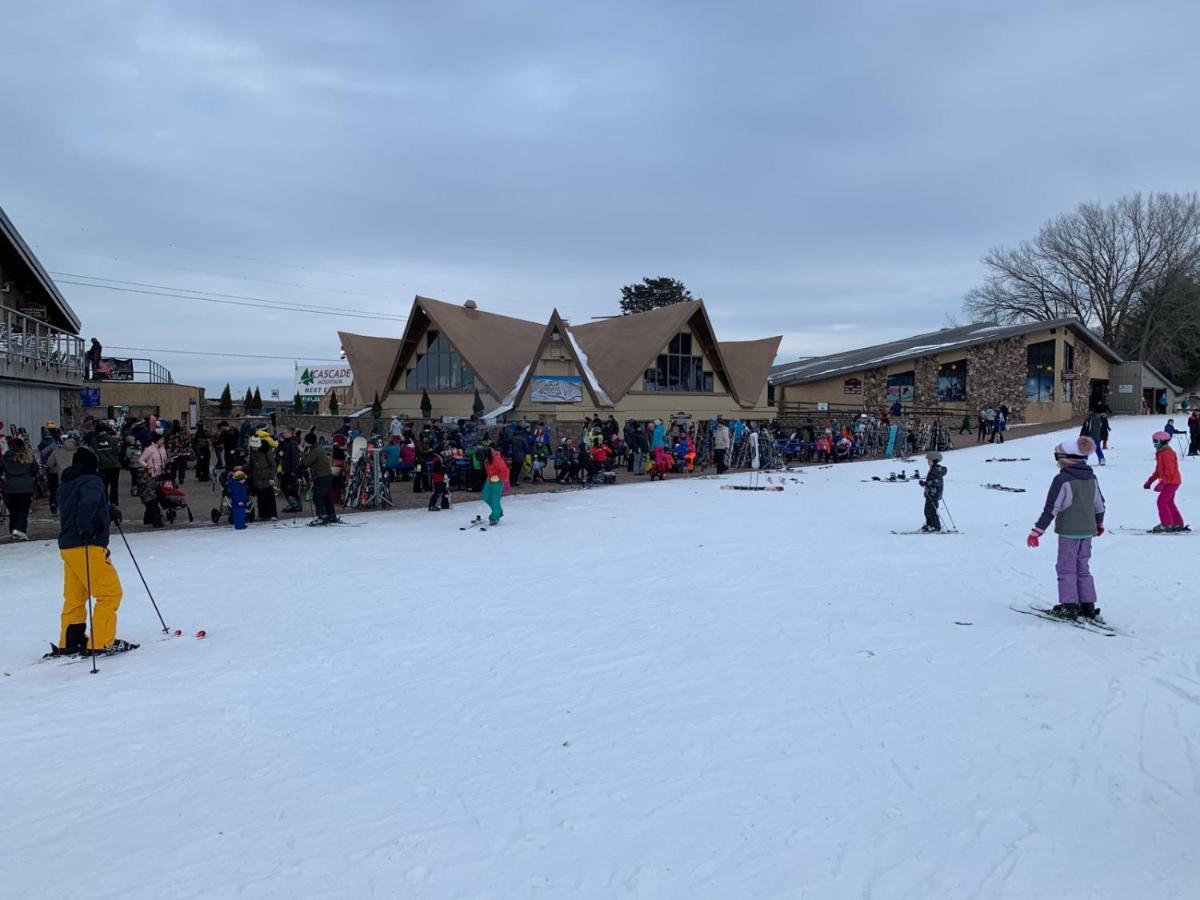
[242,387,254,413]
[293,391,303,412]
[219,383,233,415]
[252,387,263,412]
[618,276,697,315]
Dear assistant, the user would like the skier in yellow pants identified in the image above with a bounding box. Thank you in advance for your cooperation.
[48,446,136,657]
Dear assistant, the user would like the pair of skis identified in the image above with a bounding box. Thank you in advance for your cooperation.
[1010,605,1119,636]
[460,515,490,531]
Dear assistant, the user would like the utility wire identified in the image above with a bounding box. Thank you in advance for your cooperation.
[34,245,398,301]
[55,278,409,322]
[49,271,400,317]
[106,345,344,362]
[15,213,421,289]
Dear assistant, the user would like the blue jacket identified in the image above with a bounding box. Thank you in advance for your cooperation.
[229,479,249,506]
[650,423,666,449]
[383,444,402,468]
[57,464,113,549]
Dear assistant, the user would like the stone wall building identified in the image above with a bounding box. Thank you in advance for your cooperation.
[770,319,1121,425]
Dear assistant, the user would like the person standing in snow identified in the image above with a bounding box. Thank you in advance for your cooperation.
[713,418,731,474]
[50,445,134,656]
[247,435,278,521]
[1027,436,1106,621]
[482,446,509,525]
[427,452,450,511]
[1144,430,1186,533]
[1081,408,1106,466]
[301,432,335,524]
[650,418,666,453]
[2,438,38,541]
[1189,411,1200,457]
[919,451,946,532]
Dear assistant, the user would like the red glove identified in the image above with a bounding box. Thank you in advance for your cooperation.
[1027,531,1041,548]
[1096,524,1105,537]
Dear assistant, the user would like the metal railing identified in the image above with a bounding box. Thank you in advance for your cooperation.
[0,306,84,376]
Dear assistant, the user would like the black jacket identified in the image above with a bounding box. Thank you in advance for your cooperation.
[89,431,122,471]
[280,436,302,474]
[57,464,113,549]
[2,451,38,495]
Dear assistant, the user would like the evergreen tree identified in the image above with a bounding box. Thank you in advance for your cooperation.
[420,389,432,420]
[619,276,697,315]
[472,387,485,417]
[293,392,302,413]
[252,387,263,412]
[219,383,233,415]
[329,392,340,415]
[242,387,253,413]
[372,392,383,418]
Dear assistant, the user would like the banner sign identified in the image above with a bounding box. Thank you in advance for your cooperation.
[529,375,582,403]
[80,387,101,407]
[843,377,863,395]
[97,357,134,381]
[295,362,354,397]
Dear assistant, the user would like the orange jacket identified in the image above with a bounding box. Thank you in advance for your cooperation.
[484,454,509,484]
[1150,446,1182,486]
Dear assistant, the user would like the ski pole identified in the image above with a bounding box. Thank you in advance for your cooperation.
[941,498,958,532]
[115,521,169,634]
[84,543,98,674]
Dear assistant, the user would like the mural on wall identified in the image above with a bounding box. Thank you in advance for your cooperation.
[530,375,583,403]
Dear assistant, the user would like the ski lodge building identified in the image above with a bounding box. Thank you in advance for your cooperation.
[770,319,1124,425]
[338,296,781,428]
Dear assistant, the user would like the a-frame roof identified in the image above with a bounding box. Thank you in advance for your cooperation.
[387,296,545,398]
[338,331,403,406]
[0,205,81,333]
[720,336,783,408]
[567,301,744,404]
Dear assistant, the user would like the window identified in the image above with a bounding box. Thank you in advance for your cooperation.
[937,360,967,402]
[886,371,915,403]
[642,332,713,392]
[404,329,475,390]
[1026,339,1055,403]
[1062,343,1075,403]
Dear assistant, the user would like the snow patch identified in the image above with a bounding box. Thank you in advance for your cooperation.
[564,329,613,405]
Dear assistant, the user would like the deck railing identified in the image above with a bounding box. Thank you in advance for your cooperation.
[0,306,84,377]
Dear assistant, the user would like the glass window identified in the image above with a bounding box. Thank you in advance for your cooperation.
[407,329,475,390]
[886,371,915,403]
[937,360,967,402]
[1026,340,1055,403]
[643,334,712,392]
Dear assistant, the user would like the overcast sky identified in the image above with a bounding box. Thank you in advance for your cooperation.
[3,1,1199,398]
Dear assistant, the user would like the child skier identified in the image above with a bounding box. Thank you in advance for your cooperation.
[482,447,509,525]
[427,452,450,512]
[920,451,946,532]
[1027,436,1106,620]
[1145,430,1186,532]
[228,468,250,530]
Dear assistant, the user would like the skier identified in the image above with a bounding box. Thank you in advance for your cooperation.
[50,445,135,656]
[427,452,450,511]
[301,432,336,524]
[1144,430,1186,533]
[1189,410,1200,457]
[1081,408,1106,466]
[1026,436,1106,620]
[482,446,509,525]
[919,451,946,532]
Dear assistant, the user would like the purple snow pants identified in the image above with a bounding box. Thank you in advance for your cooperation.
[1056,537,1097,606]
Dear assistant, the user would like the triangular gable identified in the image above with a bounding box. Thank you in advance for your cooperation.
[338,331,403,406]
[386,295,544,399]
[500,310,611,412]
[719,336,783,408]
[567,301,742,404]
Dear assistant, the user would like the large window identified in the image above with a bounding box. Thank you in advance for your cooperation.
[937,359,967,402]
[404,330,475,390]
[886,371,915,404]
[1062,343,1075,403]
[1026,339,1055,403]
[642,332,714,392]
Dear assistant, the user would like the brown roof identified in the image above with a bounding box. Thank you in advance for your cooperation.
[389,296,545,398]
[719,336,783,408]
[338,331,403,406]
[568,302,710,404]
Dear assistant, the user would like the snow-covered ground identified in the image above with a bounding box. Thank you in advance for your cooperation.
[3,417,1200,899]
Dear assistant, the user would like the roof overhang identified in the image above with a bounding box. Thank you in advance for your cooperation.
[0,206,81,333]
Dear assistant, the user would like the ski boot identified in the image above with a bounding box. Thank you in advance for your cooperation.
[488,517,498,526]
[91,639,139,655]
[1047,603,1080,620]
[920,524,941,533]
[1151,524,1170,533]
[1169,524,1191,533]
[1077,604,1104,623]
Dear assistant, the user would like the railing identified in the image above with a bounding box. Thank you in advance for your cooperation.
[0,306,84,377]
[128,358,174,384]
[776,400,957,423]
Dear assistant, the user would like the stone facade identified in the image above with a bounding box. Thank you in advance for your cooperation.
[1071,342,1093,419]
[965,337,1027,422]
[862,367,887,409]
[913,357,939,408]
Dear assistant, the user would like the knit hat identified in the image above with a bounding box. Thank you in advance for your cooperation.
[248,436,262,449]
[305,433,317,445]
[71,446,99,471]
[925,451,943,463]
[1152,431,1171,443]
[1054,436,1095,460]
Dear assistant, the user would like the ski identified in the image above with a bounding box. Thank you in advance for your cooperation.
[1115,526,1192,535]
[1010,605,1119,636]
[459,516,485,531]
[986,457,1031,462]
[720,485,784,492]
[890,529,961,535]
[982,483,1027,493]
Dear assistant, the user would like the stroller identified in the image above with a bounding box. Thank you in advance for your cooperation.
[142,473,194,524]
[211,468,257,525]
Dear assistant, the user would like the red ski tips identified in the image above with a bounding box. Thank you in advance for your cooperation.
[195,630,206,639]
[173,629,182,637]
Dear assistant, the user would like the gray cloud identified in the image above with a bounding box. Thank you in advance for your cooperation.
[3,0,1198,395]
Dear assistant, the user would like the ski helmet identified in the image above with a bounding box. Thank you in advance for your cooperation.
[1152,431,1171,443]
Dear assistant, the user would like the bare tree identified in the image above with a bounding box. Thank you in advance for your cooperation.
[964,192,1200,345]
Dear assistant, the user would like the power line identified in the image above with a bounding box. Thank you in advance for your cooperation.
[34,244,399,301]
[106,345,343,362]
[49,270,403,317]
[55,278,410,322]
[15,213,421,289]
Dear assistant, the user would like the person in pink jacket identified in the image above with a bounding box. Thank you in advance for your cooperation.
[138,432,169,527]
